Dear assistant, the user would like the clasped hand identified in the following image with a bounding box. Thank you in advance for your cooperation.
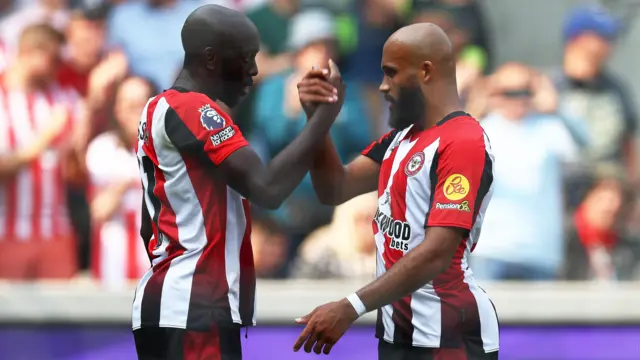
[297,59,346,118]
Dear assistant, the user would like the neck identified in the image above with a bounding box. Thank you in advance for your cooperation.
[422,83,462,128]
[173,68,219,101]
[4,65,42,92]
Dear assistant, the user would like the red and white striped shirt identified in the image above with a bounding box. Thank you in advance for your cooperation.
[362,111,499,351]
[0,81,81,242]
[86,132,149,288]
[132,87,255,331]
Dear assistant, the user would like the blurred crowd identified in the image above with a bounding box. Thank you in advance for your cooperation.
[0,0,639,288]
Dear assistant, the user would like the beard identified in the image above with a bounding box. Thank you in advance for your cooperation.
[387,84,426,130]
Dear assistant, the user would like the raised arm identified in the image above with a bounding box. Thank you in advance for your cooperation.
[297,69,388,205]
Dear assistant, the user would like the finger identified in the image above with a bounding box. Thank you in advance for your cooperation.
[304,331,320,353]
[323,342,334,355]
[328,59,342,81]
[298,85,337,101]
[300,94,336,103]
[293,325,312,351]
[295,313,312,324]
[298,78,337,94]
[304,68,329,80]
[313,338,325,355]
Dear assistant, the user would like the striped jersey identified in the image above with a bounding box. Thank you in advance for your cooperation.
[362,111,500,351]
[86,132,149,288]
[132,87,255,331]
[0,81,82,242]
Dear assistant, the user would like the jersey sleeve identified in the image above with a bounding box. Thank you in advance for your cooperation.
[164,94,248,166]
[361,129,399,163]
[426,132,493,230]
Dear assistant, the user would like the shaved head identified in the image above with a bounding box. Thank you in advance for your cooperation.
[177,4,260,108]
[380,23,459,129]
[384,23,455,79]
[181,5,258,61]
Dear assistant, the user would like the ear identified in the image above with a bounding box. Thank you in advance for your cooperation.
[421,61,433,83]
[204,47,217,71]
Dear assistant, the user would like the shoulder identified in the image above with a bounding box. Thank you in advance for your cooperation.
[440,115,485,145]
[164,90,235,127]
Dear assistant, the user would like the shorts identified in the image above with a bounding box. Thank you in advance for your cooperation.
[133,324,242,360]
[378,339,498,360]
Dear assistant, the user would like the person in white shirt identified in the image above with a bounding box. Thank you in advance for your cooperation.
[472,62,580,281]
[85,76,156,289]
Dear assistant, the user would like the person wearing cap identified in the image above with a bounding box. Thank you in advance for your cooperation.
[552,5,638,183]
[251,9,374,269]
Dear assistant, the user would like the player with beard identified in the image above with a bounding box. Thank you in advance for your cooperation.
[293,23,499,360]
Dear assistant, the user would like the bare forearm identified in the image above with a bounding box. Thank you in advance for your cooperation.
[259,105,339,208]
[91,182,129,223]
[0,148,39,178]
[310,137,347,205]
[356,247,449,312]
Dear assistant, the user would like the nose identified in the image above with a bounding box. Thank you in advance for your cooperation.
[248,58,259,78]
[379,77,390,94]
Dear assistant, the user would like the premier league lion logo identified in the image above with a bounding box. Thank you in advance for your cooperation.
[199,104,225,130]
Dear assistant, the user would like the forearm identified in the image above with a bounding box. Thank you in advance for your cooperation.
[0,145,42,178]
[260,105,339,208]
[355,247,449,312]
[310,136,347,205]
[90,182,129,223]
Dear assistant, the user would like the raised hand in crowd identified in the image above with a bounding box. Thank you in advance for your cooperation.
[86,51,129,109]
[531,71,559,114]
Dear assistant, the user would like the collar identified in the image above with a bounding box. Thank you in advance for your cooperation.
[436,110,470,126]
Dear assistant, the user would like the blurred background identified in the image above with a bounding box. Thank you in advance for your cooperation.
[0,0,640,359]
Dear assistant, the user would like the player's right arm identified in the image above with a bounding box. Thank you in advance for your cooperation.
[297,69,392,205]
[164,60,346,210]
[307,135,391,206]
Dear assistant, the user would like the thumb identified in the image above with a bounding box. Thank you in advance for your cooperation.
[295,313,311,324]
[328,59,341,82]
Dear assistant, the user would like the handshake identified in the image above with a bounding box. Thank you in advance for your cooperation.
[297,59,346,119]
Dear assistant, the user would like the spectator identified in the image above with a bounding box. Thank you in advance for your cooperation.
[0,0,70,53]
[564,176,626,281]
[247,0,296,81]
[252,218,290,279]
[237,0,297,134]
[291,192,377,280]
[411,9,487,100]
[471,62,579,281]
[106,0,200,90]
[411,0,493,70]
[58,7,107,98]
[0,24,84,279]
[252,8,373,258]
[85,76,155,289]
[342,0,404,135]
[552,5,637,181]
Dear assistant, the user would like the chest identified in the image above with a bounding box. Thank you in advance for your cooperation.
[377,129,440,215]
[0,89,75,154]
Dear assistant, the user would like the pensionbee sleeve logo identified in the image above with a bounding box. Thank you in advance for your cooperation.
[443,174,469,201]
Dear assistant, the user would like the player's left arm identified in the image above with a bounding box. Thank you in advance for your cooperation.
[351,132,493,313]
